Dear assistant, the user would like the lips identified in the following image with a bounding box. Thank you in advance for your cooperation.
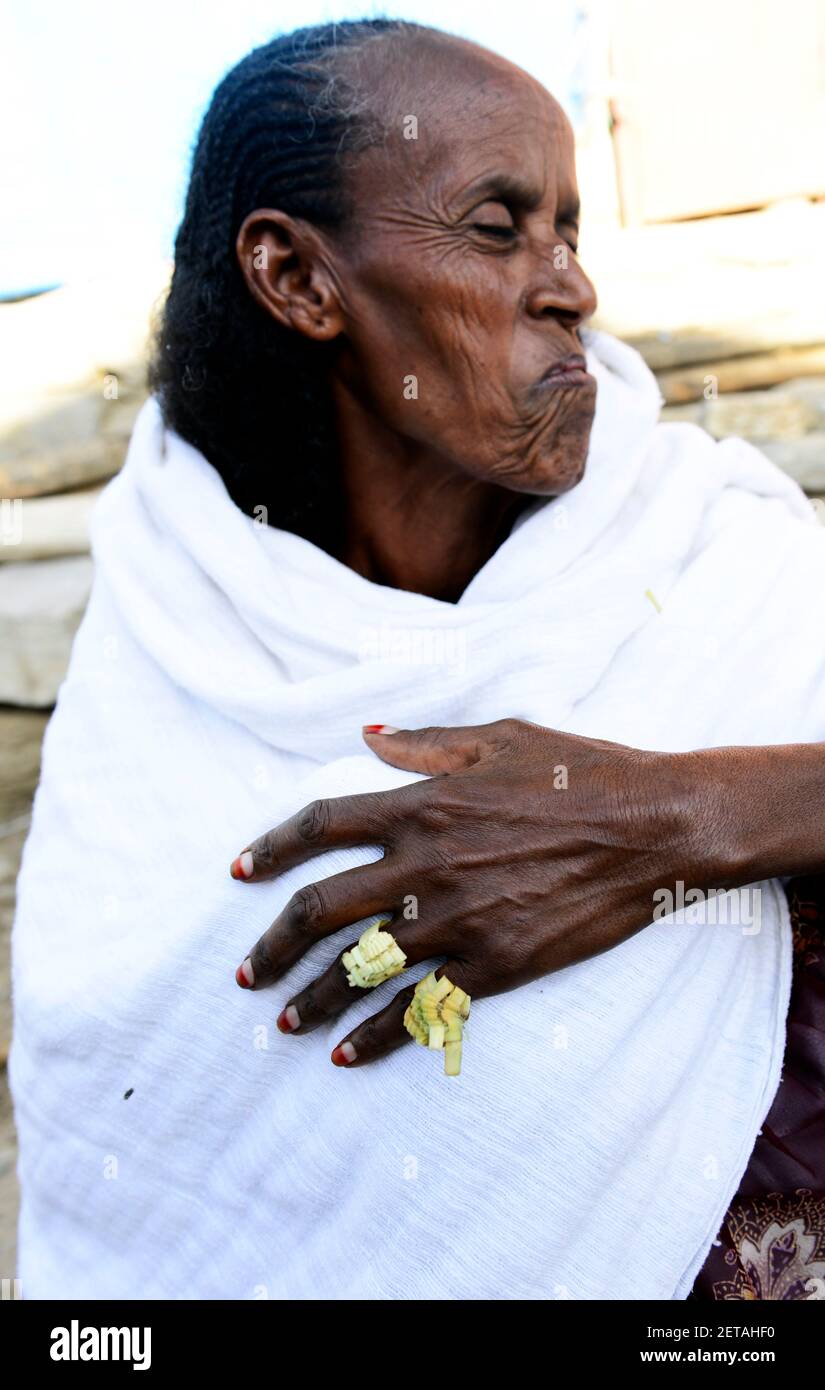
[539,352,589,384]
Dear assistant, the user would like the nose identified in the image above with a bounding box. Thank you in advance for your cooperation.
[524,245,598,329]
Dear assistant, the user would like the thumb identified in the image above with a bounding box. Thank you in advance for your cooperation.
[361,723,491,775]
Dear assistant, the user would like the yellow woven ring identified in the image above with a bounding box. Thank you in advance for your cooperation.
[342,918,407,989]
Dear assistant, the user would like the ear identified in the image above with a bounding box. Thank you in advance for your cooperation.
[235,208,344,342]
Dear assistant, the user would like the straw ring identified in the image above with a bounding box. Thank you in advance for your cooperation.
[342,918,407,989]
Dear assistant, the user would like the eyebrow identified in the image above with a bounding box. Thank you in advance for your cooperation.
[459,172,580,225]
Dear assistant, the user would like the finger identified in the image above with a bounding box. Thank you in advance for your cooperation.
[330,960,471,1069]
[361,721,505,775]
[275,916,436,1034]
[229,789,399,883]
[237,861,400,989]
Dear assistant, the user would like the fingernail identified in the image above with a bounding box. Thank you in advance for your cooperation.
[331,1040,357,1066]
[277,1004,301,1033]
[230,851,255,880]
[362,724,400,736]
[235,957,254,988]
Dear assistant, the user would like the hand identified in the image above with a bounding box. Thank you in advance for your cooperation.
[230,719,715,1068]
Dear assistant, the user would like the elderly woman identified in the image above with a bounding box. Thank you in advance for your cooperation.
[10,19,825,1301]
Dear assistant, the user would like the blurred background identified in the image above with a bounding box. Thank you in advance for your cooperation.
[1,0,824,1279]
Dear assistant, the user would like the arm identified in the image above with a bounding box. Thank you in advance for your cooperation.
[229,720,825,1067]
[694,742,825,884]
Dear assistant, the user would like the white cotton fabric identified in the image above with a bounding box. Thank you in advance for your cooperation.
[10,328,825,1301]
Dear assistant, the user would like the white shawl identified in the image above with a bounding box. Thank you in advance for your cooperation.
[10,328,825,1300]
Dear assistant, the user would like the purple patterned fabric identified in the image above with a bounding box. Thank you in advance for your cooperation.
[691,877,825,1300]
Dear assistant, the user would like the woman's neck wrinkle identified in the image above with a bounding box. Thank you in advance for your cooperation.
[330,387,530,600]
[339,484,526,603]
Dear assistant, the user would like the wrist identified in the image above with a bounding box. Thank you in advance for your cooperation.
[679,743,825,887]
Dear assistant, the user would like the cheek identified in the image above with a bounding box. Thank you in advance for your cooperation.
[409,275,520,429]
[341,258,595,489]
[346,273,514,433]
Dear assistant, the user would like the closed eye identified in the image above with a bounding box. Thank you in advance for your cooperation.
[466,197,580,254]
[467,198,517,239]
[473,222,518,239]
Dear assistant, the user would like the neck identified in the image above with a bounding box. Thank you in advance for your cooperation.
[331,394,527,603]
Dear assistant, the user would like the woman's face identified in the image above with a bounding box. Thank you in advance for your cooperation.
[328,35,599,497]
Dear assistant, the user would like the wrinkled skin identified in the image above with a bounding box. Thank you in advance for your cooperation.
[231,721,734,1067]
[230,32,824,1067]
[236,30,598,602]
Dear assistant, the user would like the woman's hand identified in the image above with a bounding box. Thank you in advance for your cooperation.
[230,719,728,1068]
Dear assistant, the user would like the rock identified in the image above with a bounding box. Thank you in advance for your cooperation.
[782,377,825,430]
[0,556,92,706]
[0,1067,19,1277]
[661,384,825,492]
[0,262,169,414]
[0,262,166,500]
[0,393,142,500]
[0,485,102,562]
[657,349,825,405]
[704,392,815,442]
[661,381,825,439]
[0,821,30,1067]
[0,711,47,1086]
[759,435,825,492]
[0,711,49,824]
[660,401,704,427]
[597,362,825,491]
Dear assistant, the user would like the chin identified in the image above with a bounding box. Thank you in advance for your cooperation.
[511,412,595,496]
[496,383,597,496]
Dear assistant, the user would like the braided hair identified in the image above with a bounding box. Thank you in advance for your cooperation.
[149,18,431,551]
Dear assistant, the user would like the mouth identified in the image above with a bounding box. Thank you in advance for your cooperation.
[536,352,593,390]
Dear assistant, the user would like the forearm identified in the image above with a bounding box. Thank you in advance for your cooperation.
[687,742,825,886]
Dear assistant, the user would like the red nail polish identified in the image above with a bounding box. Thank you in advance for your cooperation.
[362,725,386,734]
[230,851,254,880]
[331,1041,357,1066]
[235,958,254,989]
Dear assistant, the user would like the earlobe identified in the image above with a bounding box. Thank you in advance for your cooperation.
[235,208,343,342]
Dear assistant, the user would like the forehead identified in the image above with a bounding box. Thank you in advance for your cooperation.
[351,33,577,206]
